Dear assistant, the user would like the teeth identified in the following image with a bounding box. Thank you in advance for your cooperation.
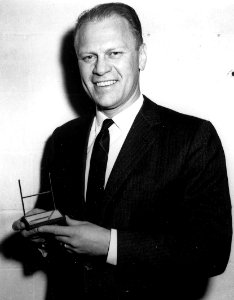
[96,80,117,87]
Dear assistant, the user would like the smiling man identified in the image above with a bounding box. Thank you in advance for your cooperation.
[75,9,146,117]
[12,3,232,300]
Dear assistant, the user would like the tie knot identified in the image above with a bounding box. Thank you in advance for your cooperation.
[100,118,114,133]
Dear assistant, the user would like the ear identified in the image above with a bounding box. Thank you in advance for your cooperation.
[138,43,147,71]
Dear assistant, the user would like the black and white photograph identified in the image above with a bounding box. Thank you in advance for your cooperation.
[0,1,233,299]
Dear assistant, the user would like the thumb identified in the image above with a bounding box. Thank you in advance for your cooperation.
[65,215,81,226]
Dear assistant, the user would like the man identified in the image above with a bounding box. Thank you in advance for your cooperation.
[12,3,232,299]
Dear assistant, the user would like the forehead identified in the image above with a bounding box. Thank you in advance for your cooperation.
[75,16,136,51]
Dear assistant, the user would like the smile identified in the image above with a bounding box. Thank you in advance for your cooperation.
[96,80,117,87]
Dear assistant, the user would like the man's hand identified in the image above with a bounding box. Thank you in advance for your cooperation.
[12,208,48,257]
[12,208,45,239]
[38,216,111,257]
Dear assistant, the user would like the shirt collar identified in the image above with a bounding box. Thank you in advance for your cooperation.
[95,94,144,130]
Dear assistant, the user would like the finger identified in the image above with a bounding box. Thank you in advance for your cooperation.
[58,242,74,254]
[12,209,46,231]
[55,236,71,244]
[65,216,83,226]
[38,224,71,237]
[21,227,40,238]
[31,237,46,244]
[12,219,25,231]
[38,248,48,258]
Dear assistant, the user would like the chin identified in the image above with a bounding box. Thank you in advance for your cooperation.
[94,97,117,110]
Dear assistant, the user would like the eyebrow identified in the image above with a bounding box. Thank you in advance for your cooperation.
[78,46,127,57]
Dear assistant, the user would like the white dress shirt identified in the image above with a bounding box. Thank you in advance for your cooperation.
[85,95,144,265]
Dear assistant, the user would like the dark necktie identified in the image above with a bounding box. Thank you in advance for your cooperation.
[86,118,114,223]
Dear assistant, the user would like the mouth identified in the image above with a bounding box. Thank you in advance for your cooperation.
[95,80,117,87]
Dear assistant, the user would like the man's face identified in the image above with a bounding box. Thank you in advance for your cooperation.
[74,15,146,117]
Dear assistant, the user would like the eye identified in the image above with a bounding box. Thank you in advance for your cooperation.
[82,55,96,63]
[109,51,122,58]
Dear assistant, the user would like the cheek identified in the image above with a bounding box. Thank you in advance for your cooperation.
[124,57,139,77]
[78,64,92,84]
[124,63,140,85]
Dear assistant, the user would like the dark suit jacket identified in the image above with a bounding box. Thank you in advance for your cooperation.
[37,96,232,299]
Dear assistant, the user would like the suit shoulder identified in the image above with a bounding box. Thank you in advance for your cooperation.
[143,97,219,143]
[52,115,93,140]
[145,97,209,130]
[158,104,207,128]
[56,116,85,130]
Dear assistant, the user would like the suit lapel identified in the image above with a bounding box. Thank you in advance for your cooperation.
[66,114,93,203]
[80,116,94,199]
[105,97,162,201]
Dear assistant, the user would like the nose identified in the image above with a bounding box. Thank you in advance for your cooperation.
[93,56,111,76]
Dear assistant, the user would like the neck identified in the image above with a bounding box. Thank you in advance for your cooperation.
[96,92,141,118]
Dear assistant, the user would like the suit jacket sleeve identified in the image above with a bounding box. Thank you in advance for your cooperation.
[117,120,232,277]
